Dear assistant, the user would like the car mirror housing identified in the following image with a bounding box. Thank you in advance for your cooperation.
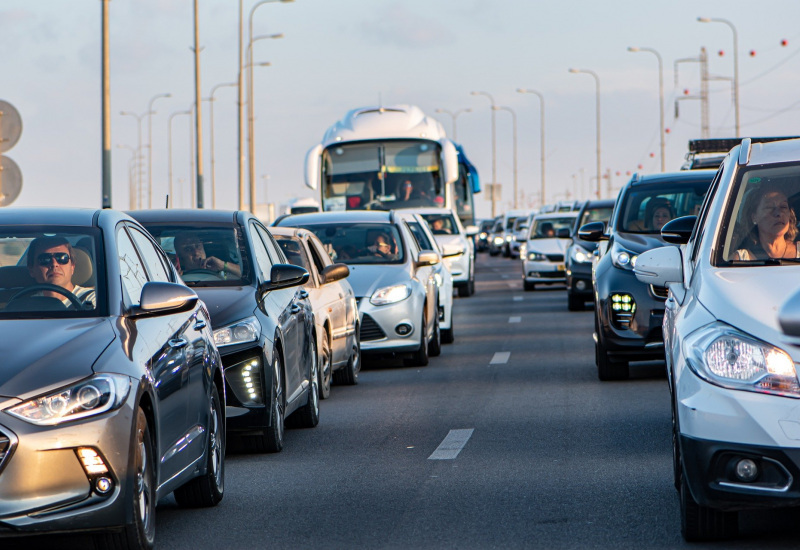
[465,225,480,237]
[320,263,349,284]
[661,216,697,245]
[131,281,198,317]
[633,246,683,287]
[416,250,440,267]
[259,263,309,298]
[578,221,607,242]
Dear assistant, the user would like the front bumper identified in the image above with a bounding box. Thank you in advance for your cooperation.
[219,345,272,435]
[357,295,424,355]
[444,253,469,284]
[566,261,593,298]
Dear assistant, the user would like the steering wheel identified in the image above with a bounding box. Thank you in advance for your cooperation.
[181,269,224,281]
[8,284,84,310]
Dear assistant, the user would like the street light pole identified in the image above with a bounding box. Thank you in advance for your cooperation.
[206,82,237,209]
[627,47,665,172]
[117,144,138,209]
[168,110,192,208]
[192,0,205,208]
[470,91,497,216]
[434,108,471,142]
[101,0,111,208]
[120,110,150,209]
[146,93,171,209]
[516,88,546,206]
[569,68,601,199]
[698,17,740,136]
[493,106,518,209]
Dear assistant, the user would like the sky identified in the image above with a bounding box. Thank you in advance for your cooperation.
[3,0,800,221]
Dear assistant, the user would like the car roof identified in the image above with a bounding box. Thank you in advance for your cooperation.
[396,207,457,216]
[0,207,105,226]
[747,137,800,165]
[628,170,716,188]
[582,199,615,209]
[276,210,393,225]
[534,211,578,220]
[128,209,243,225]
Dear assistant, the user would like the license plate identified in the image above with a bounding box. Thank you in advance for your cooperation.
[557,264,566,271]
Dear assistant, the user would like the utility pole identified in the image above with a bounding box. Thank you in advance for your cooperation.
[675,47,710,138]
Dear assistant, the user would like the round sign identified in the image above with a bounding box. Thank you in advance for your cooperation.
[0,100,23,153]
[0,156,23,206]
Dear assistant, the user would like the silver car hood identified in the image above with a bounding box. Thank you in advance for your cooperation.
[698,266,800,346]
[434,234,466,249]
[524,238,570,254]
[345,264,411,298]
[0,318,116,400]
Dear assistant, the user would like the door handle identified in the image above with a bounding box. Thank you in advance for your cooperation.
[290,304,302,314]
[169,338,188,349]
[298,289,309,299]
[194,319,207,330]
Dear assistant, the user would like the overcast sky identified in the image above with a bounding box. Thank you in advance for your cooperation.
[3,0,800,219]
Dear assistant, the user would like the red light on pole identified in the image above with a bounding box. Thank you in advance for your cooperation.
[637,164,643,170]
[615,171,621,176]
[649,152,655,158]
[749,50,756,57]
[683,89,690,95]
[626,171,632,176]
[782,39,788,47]
[718,50,725,57]
[665,128,671,134]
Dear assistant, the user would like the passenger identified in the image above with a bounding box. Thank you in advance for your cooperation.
[27,236,96,308]
[430,218,451,234]
[648,198,675,231]
[734,185,800,260]
[366,231,398,259]
[398,179,430,204]
[539,222,555,237]
[173,232,242,278]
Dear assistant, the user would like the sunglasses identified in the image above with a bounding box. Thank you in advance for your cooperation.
[37,252,71,266]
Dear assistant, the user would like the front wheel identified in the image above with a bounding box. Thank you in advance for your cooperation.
[680,469,738,541]
[523,280,536,291]
[567,291,585,311]
[407,311,429,367]
[262,353,285,452]
[318,331,332,399]
[289,338,320,429]
[595,336,629,381]
[334,329,360,385]
[428,311,442,357]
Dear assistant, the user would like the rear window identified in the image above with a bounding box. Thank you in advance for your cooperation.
[617,182,710,234]
[293,223,405,265]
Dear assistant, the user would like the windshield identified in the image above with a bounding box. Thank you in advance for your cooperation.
[717,162,800,265]
[618,183,709,234]
[297,223,405,265]
[529,217,575,239]
[0,227,104,318]
[420,213,458,235]
[322,140,444,212]
[137,224,250,286]
[579,206,614,229]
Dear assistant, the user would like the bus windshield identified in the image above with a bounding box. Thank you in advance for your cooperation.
[322,140,444,212]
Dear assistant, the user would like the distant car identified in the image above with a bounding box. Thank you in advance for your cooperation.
[271,226,361,398]
[475,219,494,252]
[0,208,225,546]
[579,170,715,380]
[488,217,505,256]
[498,209,529,257]
[276,210,441,366]
[508,212,534,259]
[520,212,577,291]
[564,199,614,310]
[634,137,800,541]
[412,207,476,296]
[130,209,318,454]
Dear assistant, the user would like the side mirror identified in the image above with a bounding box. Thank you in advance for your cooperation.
[633,246,683,287]
[661,216,697,245]
[465,225,479,237]
[259,263,309,298]
[131,281,198,317]
[578,221,607,242]
[441,243,464,258]
[557,227,571,239]
[441,140,459,185]
[304,144,323,190]
[416,250,440,267]
[320,263,349,284]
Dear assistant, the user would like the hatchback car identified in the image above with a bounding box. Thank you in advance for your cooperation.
[564,199,615,310]
[520,212,577,291]
[634,137,800,541]
[130,210,317,454]
[0,208,225,546]
[412,207,476,296]
[580,170,715,380]
[276,211,441,366]
[271,226,361,397]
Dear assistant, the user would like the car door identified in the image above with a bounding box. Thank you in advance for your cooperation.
[302,236,343,364]
[116,224,198,483]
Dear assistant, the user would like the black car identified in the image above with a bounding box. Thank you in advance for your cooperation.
[579,170,715,380]
[475,219,494,252]
[130,210,318,453]
[564,199,614,310]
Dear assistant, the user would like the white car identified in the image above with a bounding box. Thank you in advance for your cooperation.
[411,207,477,297]
[520,212,577,291]
[634,137,800,541]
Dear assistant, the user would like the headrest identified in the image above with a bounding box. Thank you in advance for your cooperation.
[72,247,94,287]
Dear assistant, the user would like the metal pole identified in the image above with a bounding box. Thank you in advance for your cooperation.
[193,0,205,208]
[120,111,148,209]
[517,89,545,205]
[147,93,171,209]
[434,108,471,142]
[494,106,517,209]
[698,17,739,136]
[237,0,245,210]
[207,82,237,209]
[628,47,665,172]
[569,69,601,199]
[101,0,112,208]
[169,110,191,208]
[470,91,497,216]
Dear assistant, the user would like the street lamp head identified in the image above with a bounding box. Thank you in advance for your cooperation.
[568,68,580,74]
[627,46,640,52]
[697,17,712,23]
[470,91,479,96]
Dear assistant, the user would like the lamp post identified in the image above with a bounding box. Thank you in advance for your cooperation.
[568,68,601,199]
[698,17,740,137]
[434,108,471,141]
[516,88,546,206]
[120,110,151,209]
[146,93,171,209]
[101,0,111,208]
[628,47,665,172]
[493,106,518,209]
[206,82,237,208]
[241,0,294,213]
[192,0,205,208]
[117,144,138,209]
[470,91,497,216]
[247,32,281,215]
[168,110,192,208]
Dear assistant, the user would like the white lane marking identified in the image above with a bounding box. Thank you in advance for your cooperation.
[513,296,523,302]
[490,351,510,364]
[509,316,521,323]
[507,282,516,288]
[428,429,475,460]
[501,274,509,279]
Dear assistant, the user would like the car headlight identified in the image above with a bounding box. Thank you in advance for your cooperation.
[370,283,411,305]
[570,244,593,264]
[434,272,443,287]
[527,251,547,261]
[684,322,800,397]
[519,243,527,257]
[493,236,504,245]
[610,244,638,270]
[6,374,131,426]
[214,316,261,347]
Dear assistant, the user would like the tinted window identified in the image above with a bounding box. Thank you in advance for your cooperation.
[420,213,457,235]
[407,221,434,250]
[618,182,710,233]
[117,227,148,305]
[294,223,405,265]
[249,222,274,278]
[579,206,613,228]
[128,226,171,282]
[275,236,311,271]
[529,217,576,239]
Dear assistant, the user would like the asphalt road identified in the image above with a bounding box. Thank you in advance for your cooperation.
[14,253,800,549]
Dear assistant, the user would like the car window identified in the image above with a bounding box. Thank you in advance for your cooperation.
[117,226,148,306]
[306,238,330,273]
[420,213,457,235]
[275,236,311,271]
[579,206,613,229]
[255,224,288,264]
[296,222,405,265]
[249,221,274,278]
[690,164,726,265]
[618,183,710,233]
[529,217,575,239]
[128,226,172,282]
[407,221,434,250]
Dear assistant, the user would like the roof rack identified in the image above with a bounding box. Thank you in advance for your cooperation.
[688,136,800,154]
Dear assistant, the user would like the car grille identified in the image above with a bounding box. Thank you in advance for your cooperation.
[651,285,668,300]
[546,254,564,262]
[528,271,565,279]
[0,429,13,473]
[360,314,387,341]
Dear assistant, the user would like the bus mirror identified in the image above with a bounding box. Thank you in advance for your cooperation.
[304,144,323,190]
[441,140,459,185]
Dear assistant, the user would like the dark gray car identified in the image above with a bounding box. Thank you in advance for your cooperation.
[0,208,225,547]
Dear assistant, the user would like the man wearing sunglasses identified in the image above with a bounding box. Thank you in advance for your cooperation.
[26,236,95,308]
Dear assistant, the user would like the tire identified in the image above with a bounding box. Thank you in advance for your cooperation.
[174,385,225,508]
[428,311,442,357]
[595,336,629,381]
[318,330,332,399]
[289,337,320,429]
[680,468,738,541]
[523,280,536,291]
[333,328,360,385]
[457,282,470,297]
[442,323,455,344]
[672,411,681,492]
[262,353,285,452]
[407,311,430,367]
[98,408,156,549]
[567,292,584,311]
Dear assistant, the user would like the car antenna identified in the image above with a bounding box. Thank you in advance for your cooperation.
[165,194,170,209]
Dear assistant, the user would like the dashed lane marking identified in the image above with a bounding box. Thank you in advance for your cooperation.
[490,351,511,364]
[428,429,475,460]
[509,316,521,323]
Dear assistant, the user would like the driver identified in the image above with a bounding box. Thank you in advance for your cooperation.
[26,236,96,308]
[173,232,241,278]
